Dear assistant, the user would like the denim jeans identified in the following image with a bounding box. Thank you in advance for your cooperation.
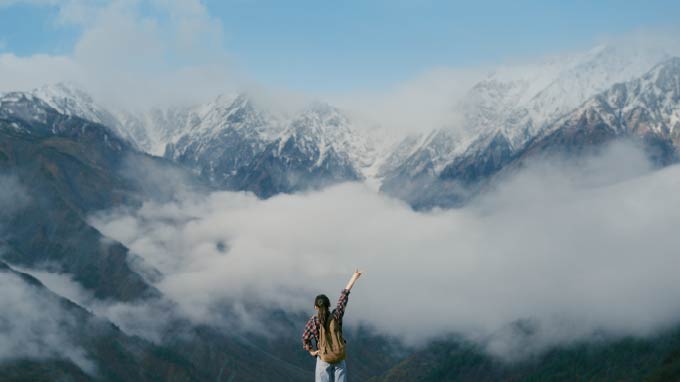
[315,357,347,382]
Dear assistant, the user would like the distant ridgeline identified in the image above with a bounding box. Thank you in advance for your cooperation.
[18,49,680,210]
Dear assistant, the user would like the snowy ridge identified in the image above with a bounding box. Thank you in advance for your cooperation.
[164,93,280,159]
[0,92,55,127]
[29,83,150,149]
[524,44,671,139]
[158,94,379,175]
[13,82,388,189]
[5,42,679,203]
[549,56,680,138]
[159,93,391,194]
[32,83,113,125]
[0,90,130,153]
[277,103,376,170]
[382,43,676,186]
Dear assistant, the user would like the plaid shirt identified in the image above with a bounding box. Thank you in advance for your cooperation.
[302,289,350,351]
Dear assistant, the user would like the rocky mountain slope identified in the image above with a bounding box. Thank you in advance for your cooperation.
[0,91,155,301]
[369,328,680,382]
[384,54,680,209]
[0,94,404,381]
[20,44,680,210]
[5,46,680,381]
[0,261,205,382]
[30,83,383,197]
[380,44,674,208]
[446,55,680,192]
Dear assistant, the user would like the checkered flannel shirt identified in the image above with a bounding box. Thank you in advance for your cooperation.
[301,289,350,351]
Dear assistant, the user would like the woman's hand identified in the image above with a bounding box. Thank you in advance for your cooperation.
[345,268,363,291]
[309,349,319,357]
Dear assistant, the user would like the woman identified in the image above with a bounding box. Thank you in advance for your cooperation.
[302,269,362,382]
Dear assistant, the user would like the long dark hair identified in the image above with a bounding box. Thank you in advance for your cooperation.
[315,294,331,328]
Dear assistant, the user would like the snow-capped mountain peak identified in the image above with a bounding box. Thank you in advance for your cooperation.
[382,42,677,186]
[277,102,359,167]
[0,91,55,126]
[31,82,118,128]
[553,55,680,139]
[191,93,272,134]
[25,82,157,150]
[5,42,680,207]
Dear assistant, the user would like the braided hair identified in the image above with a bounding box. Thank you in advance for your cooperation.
[314,294,331,329]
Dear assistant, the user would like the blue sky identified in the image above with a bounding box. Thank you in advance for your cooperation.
[208,0,680,91]
[0,0,679,93]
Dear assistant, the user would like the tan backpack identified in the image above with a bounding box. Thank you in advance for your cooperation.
[318,316,346,363]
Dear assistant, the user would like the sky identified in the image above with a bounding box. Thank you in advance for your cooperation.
[1,0,679,93]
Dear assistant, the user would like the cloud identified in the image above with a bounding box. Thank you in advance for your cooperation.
[328,27,680,135]
[329,66,487,134]
[0,176,95,371]
[11,265,95,307]
[88,141,680,359]
[0,0,239,109]
[11,262,179,344]
[0,53,80,96]
[69,0,236,109]
[0,175,30,219]
[0,270,95,373]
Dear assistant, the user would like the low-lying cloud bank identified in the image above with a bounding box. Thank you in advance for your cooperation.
[89,142,680,358]
[0,175,94,371]
[0,174,29,219]
[0,271,94,373]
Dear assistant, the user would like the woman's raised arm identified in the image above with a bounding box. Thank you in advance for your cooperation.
[332,269,363,322]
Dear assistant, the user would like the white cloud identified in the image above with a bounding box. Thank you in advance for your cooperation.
[12,263,180,344]
[12,266,95,306]
[0,271,95,373]
[0,53,81,94]
[328,27,680,135]
[0,0,239,109]
[330,66,487,134]
[0,173,94,370]
[89,142,680,359]
[0,175,30,222]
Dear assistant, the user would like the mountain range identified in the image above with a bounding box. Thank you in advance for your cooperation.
[0,83,405,381]
[17,43,680,209]
[3,43,680,381]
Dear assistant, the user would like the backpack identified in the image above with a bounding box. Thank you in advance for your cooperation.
[318,316,346,363]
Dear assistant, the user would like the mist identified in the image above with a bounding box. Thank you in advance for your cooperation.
[87,142,680,359]
[0,174,29,219]
[0,271,95,373]
[0,175,95,371]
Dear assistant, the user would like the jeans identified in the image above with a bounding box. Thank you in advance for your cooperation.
[315,357,347,382]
